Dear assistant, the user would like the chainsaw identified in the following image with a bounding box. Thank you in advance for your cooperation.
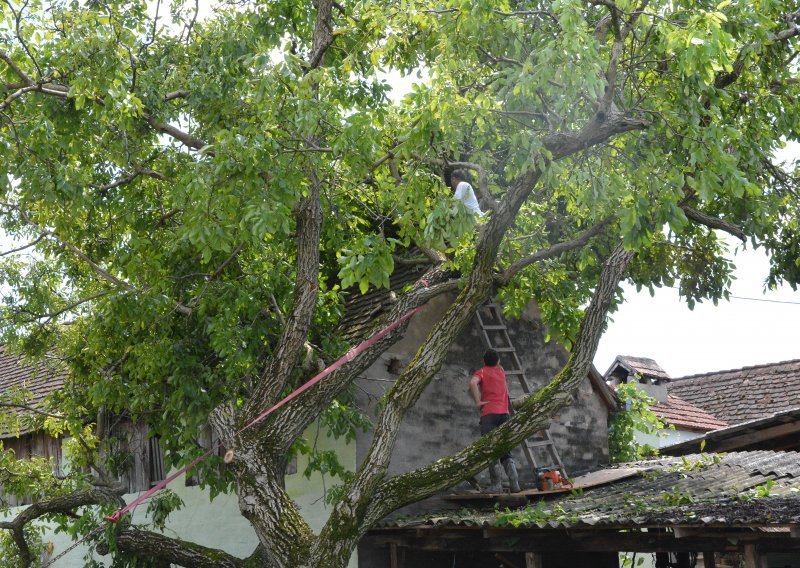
[535,468,573,491]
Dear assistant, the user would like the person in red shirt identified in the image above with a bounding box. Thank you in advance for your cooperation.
[469,349,521,493]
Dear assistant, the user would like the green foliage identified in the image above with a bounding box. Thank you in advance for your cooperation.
[739,479,775,501]
[145,489,185,531]
[0,0,798,563]
[608,382,670,463]
[619,552,647,568]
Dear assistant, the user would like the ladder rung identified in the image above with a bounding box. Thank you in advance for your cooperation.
[525,440,555,448]
[481,325,508,330]
[494,347,516,352]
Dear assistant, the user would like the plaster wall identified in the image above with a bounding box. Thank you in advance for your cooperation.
[9,421,356,567]
[636,426,704,449]
[354,293,611,518]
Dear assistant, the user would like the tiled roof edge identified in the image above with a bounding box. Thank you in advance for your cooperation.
[672,358,800,382]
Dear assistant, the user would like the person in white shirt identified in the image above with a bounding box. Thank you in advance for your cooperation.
[450,169,484,217]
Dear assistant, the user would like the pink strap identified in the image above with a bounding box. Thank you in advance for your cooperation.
[106,305,422,523]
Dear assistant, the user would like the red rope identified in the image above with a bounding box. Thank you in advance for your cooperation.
[104,304,423,524]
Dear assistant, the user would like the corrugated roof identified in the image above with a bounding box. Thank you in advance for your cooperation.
[0,346,67,438]
[669,359,800,425]
[652,394,729,432]
[377,451,800,530]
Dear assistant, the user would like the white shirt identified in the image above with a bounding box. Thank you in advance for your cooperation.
[454,181,483,216]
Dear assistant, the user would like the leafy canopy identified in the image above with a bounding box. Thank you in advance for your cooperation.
[0,0,797,564]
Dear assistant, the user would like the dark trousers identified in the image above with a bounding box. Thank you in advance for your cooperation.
[479,413,512,462]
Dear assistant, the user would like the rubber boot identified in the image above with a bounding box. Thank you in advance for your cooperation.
[487,462,503,493]
[502,458,521,493]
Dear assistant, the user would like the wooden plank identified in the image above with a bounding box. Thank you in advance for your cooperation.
[743,544,766,568]
[713,421,800,452]
[702,551,716,568]
[389,543,398,568]
[525,552,543,568]
[444,467,643,501]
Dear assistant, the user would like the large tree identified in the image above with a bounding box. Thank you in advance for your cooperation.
[0,0,798,566]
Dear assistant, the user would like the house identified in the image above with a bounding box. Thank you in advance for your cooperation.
[604,355,729,448]
[359,353,800,568]
[341,264,618,500]
[605,356,800,454]
[661,359,800,455]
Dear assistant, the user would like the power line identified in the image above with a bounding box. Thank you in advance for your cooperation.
[658,284,800,306]
[727,294,800,305]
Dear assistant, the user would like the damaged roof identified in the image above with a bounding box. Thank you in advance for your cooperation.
[376,451,800,531]
[604,355,672,383]
[337,262,431,343]
[0,346,67,437]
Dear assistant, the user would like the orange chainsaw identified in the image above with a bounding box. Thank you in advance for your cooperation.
[536,468,573,491]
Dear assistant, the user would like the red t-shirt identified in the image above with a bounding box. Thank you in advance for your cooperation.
[473,365,509,416]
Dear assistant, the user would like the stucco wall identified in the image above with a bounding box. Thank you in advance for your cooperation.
[10,421,356,567]
[354,293,611,518]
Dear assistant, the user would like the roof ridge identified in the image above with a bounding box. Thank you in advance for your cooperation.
[672,358,800,382]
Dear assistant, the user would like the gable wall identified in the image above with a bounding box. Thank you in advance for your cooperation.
[355,293,610,514]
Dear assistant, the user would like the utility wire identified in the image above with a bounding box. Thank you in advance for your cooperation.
[727,294,800,305]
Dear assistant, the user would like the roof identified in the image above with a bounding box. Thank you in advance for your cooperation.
[604,355,671,382]
[376,451,800,532]
[669,359,800,425]
[651,394,729,432]
[662,407,800,455]
[338,262,431,343]
[0,346,67,438]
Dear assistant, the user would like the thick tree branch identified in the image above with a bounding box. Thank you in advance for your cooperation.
[681,205,746,242]
[496,217,614,285]
[715,10,800,91]
[0,49,31,83]
[308,0,335,70]
[144,115,207,151]
[164,89,190,101]
[243,0,333,425]
[2,50,205,154]
[267,269,460,450]
[0,487,124,567]
[0,203,192,315]
[98,527,247,568]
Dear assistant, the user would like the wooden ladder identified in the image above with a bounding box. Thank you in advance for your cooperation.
[475,301,568,481]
